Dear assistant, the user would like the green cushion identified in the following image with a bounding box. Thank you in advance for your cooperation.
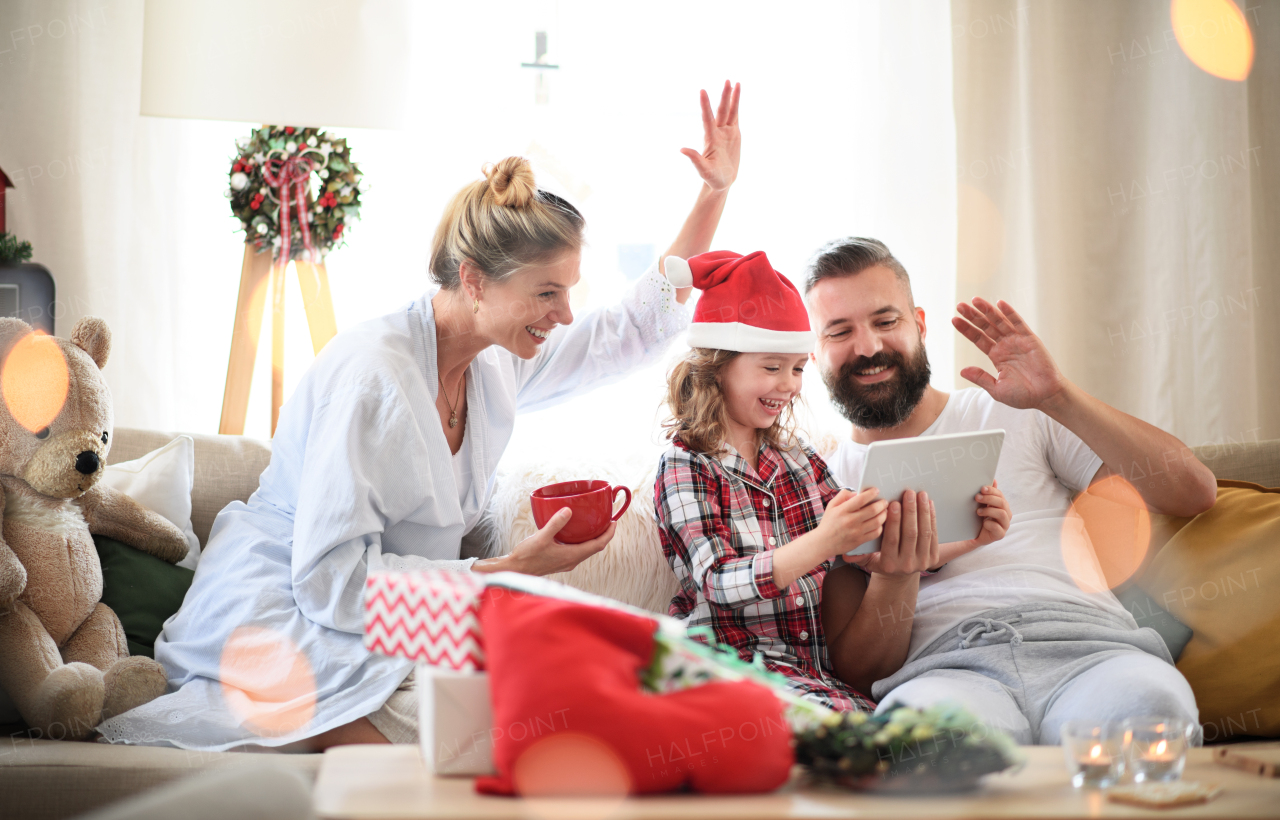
[94,535,194,658]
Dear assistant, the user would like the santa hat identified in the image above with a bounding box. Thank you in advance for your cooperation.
[665,250,815,354]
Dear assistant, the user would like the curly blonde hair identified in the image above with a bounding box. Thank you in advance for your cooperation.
[662,348,802,457]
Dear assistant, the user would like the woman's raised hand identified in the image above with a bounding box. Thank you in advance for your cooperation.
[488,508,615,577]
[681,80,741,192]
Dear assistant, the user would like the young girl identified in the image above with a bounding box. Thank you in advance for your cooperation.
[654,250,996,711]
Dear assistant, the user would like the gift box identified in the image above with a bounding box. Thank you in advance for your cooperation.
[419,667,497,776]
[364,570,492,775]
[364,570,485,671]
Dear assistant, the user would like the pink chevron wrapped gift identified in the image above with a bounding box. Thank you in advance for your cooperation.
[364,570,485,671]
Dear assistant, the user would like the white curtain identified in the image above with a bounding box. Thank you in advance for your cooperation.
[1,0,956,459]
[951,0,1279,448]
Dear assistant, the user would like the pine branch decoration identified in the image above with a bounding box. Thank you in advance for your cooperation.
[795,702,1025,792]
[0,232,33,265]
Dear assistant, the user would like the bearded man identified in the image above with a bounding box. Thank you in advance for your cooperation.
[807,237,1216,744]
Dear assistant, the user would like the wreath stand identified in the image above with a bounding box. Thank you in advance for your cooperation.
[219,244,337,436]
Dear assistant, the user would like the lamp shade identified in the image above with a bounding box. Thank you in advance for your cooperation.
[140,0,409,129]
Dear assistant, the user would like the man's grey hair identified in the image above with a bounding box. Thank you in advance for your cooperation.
[802,237,914,307]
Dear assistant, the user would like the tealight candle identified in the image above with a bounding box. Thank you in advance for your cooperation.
[1123,718,1192,783]
[1077,743,1115,781]
[1061,721,1125,788]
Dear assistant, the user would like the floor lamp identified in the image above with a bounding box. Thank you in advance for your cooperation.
[222,247,337,436]
[138,0,408,436]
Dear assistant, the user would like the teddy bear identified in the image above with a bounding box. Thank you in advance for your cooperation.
[0,316,189,740]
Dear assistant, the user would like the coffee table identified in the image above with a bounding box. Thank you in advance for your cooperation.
[314,743,1280,819]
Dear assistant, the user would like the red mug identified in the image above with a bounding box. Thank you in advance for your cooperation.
[529,480,632,544]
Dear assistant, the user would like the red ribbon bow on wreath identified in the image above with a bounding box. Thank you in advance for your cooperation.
[262,154,318,266]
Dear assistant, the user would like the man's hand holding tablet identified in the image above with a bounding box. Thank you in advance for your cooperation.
[844,486,942,575]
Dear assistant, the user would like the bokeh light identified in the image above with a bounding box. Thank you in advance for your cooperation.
[1,331,70,434]
[220,626,317,737]
[513,732,631,798]
[1172,0,1254,81]
[1062,474,1152,593]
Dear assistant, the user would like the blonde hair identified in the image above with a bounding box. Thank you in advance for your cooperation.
[662,348,802,457]
[429,156,585,290]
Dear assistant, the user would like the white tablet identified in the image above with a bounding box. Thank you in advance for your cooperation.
[846,429,1005,555]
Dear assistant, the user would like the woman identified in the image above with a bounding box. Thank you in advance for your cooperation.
[99,82,742,751]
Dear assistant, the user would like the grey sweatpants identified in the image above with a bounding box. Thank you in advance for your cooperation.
[871,602,1200,746]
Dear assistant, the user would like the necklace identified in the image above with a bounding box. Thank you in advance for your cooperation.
[441,374,464,429]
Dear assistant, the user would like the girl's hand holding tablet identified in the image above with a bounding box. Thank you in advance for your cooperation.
[817,488,890,556]
[770,488,887,589]
[972,481,1012,546]
[939,481,1011,561]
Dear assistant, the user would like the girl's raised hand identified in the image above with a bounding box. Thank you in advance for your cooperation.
[681,80,741,192]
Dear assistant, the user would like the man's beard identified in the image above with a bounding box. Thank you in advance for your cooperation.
[823,342,932,430]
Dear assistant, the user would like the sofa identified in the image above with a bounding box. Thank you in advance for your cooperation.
[1,427,1277,820]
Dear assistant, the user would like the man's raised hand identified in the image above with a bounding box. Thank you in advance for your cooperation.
[952,297,1068,411]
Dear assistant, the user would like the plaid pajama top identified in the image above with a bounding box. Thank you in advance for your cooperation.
[654,437,876,712]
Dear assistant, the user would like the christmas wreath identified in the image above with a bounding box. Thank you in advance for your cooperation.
[227,125,362,263]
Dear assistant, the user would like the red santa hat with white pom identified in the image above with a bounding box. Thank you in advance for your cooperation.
[664,250,815,353]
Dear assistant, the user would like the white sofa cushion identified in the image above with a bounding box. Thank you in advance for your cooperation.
[100,436,202,569]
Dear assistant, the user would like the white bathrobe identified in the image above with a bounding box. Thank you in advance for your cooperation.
[98,265,688,751]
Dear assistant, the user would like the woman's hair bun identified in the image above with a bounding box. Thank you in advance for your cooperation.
[483,156,537,208]
[429,155,584,290]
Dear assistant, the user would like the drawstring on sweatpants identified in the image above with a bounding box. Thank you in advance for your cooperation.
[958,614,1024,649]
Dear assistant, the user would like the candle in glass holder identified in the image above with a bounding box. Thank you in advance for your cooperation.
[1078,743,1113,780]
[1124,718,1191,783]
[1061,721,1125,788]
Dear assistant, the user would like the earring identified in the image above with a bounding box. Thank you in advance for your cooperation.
[472,298,480,314]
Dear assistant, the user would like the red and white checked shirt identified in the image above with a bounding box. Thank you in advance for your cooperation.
[654,437,876,712]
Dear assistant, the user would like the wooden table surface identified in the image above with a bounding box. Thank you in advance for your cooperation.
[314,743,1280,819]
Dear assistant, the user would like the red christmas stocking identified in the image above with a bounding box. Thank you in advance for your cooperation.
[473,587,793,796]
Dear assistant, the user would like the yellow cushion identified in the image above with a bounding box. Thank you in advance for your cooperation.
[1136,481,1280,741]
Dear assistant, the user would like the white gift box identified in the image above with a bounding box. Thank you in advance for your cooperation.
[418,665,497,776]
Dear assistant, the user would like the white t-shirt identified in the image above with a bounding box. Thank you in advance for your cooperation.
[825,388,1135,660]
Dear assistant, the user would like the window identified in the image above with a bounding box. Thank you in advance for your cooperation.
[216,1,955,466]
